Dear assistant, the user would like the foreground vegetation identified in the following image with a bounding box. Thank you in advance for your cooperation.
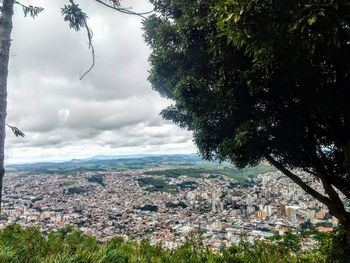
[0,225,349,263]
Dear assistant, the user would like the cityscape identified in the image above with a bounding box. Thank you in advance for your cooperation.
[0,0,347,260]
[1,156,337,250]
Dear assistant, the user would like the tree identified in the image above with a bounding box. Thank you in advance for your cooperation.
[0,0,151,212]
[143,0,350,242]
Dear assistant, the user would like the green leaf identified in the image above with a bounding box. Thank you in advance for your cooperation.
[307,15,317,25]
[225,13,234,22]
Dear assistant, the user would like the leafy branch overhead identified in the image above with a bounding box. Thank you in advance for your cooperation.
[61,0,88,32]
[15,1,44,18]
[6,124,24,138]
[94,0,152,18]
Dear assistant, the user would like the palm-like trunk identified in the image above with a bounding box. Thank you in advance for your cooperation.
[0,0,15,214]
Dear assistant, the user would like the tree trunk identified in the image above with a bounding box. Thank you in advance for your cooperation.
[0,0,15,214]
[326,200,350,247]
[265,154,350,246]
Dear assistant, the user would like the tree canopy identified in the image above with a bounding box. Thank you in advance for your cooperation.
[143,0,350,239]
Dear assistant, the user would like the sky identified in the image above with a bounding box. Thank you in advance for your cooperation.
[6,0,196,164]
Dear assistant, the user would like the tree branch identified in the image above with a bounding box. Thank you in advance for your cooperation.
[265,154,332,206]
[304,167,350,200]
[6,123,24,137]
[62,0,95,80]
[79,17,94,80]
[321,177,343,205]
[320,177,350,222]
[15,1,43,18]
[313,142,350,200]
[93,0,153,19]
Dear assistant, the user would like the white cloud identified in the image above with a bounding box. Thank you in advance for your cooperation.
[5,0,196,164]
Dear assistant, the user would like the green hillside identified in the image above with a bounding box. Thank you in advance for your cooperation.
[0,224,348,263]
[144,164,275,182]
[7,154,276,183]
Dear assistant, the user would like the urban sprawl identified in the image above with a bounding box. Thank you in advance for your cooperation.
[1,169,337,249]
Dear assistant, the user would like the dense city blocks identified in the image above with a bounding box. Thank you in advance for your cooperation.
[1,156,336,250]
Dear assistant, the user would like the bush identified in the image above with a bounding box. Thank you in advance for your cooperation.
[0,224,347,262]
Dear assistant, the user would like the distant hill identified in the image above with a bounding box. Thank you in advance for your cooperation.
[85,154,150,160]
[6,154,201,173]
[5,154,276,180]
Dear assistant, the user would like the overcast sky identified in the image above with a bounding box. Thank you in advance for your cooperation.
[5,0,196,164]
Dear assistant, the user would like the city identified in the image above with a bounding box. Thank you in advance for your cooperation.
[1,165,336,250]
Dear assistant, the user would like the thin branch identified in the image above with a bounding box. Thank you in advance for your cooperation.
[6,123,25,137]
[79,19,94,80]
[94,0,153,19]
[15,1,44,18]
[62,0,95,80]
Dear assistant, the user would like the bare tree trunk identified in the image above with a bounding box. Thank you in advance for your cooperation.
[0,0,15,214]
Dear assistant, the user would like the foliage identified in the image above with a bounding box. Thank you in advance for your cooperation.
[87,174,105,187]
[65,186,86,195]
[165,201,187,208]
[136,204,158,212]
[315,226,350,263]
[143,0,350,232]
[0,224,348,262]
[61,1,88,32]
[137,177,177,193]
[177,180,198,190]
[15,2,44,18]
[143,163,276,182]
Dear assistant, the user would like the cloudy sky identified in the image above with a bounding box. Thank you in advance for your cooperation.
[6,0,196,164]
